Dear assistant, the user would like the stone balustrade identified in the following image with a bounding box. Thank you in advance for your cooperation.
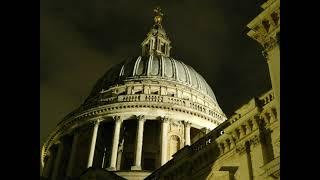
[259,90,274,106]
[57,93,226,128]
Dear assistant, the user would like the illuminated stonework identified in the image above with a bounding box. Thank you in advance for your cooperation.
[41,1,280,179]
[146,0,280,179]
[41,7,226,180]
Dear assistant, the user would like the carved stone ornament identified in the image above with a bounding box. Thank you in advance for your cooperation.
[113,115,122,122]
[250,135,261,147]
[137,115,146,121]
[183,121,192,127]
[236,143,247,155]
[263,37,278,52]
[92,119,101,125]
[160,116,170,123]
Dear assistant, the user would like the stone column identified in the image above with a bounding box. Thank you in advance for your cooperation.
[51,141,64,180]
[184,121,191,146]
[108,116,122,171]
[66,131,80,177]
[87,120,100,168]
[160,117,169,166]
[131,115,146,170]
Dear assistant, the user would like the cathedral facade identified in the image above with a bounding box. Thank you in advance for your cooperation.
[41,0,280,179]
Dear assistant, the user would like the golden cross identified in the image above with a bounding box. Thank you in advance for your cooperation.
[153,6,164,25]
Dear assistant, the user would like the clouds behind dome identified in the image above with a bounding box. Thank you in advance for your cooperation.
[40,0,271,144]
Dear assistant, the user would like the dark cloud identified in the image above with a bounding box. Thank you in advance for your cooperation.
[40,0,271,144]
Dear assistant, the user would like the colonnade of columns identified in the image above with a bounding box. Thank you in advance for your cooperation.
[44,115,194,179]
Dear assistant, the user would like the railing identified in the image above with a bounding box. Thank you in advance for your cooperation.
[115,94,214,117]
[167,96,184,104]
[118,94,140,102]
[259,90,274,106]
[58,94,223,126]
[145,95,163,102]
[100,97,117,103]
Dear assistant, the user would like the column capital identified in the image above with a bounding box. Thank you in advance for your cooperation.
[183,121,192,127]
[113,115,123,122]
[136,115,146,122]
[201,127,210,134]
[160,116,170,123]
[91,119,102,125]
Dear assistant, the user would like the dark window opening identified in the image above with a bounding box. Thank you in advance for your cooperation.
[118,91,126,95]
[145,44,150,54]
[134,90,142,94]
[161,44,165,53]
[151,91,159,95]
[143,158,155,170]
[271,12,279,25]
[122,156,133,170]
[262,20,270,32]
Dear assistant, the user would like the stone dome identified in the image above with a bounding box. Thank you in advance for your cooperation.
[86,54,217,104]
[41,8,227,180]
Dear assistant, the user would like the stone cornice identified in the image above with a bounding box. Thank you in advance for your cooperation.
[247,0,279,51]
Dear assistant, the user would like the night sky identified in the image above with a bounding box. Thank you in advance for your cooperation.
[40,0,271,145]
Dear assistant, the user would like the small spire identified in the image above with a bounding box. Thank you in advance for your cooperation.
[153,6,164,27]
[141,7,171,57]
